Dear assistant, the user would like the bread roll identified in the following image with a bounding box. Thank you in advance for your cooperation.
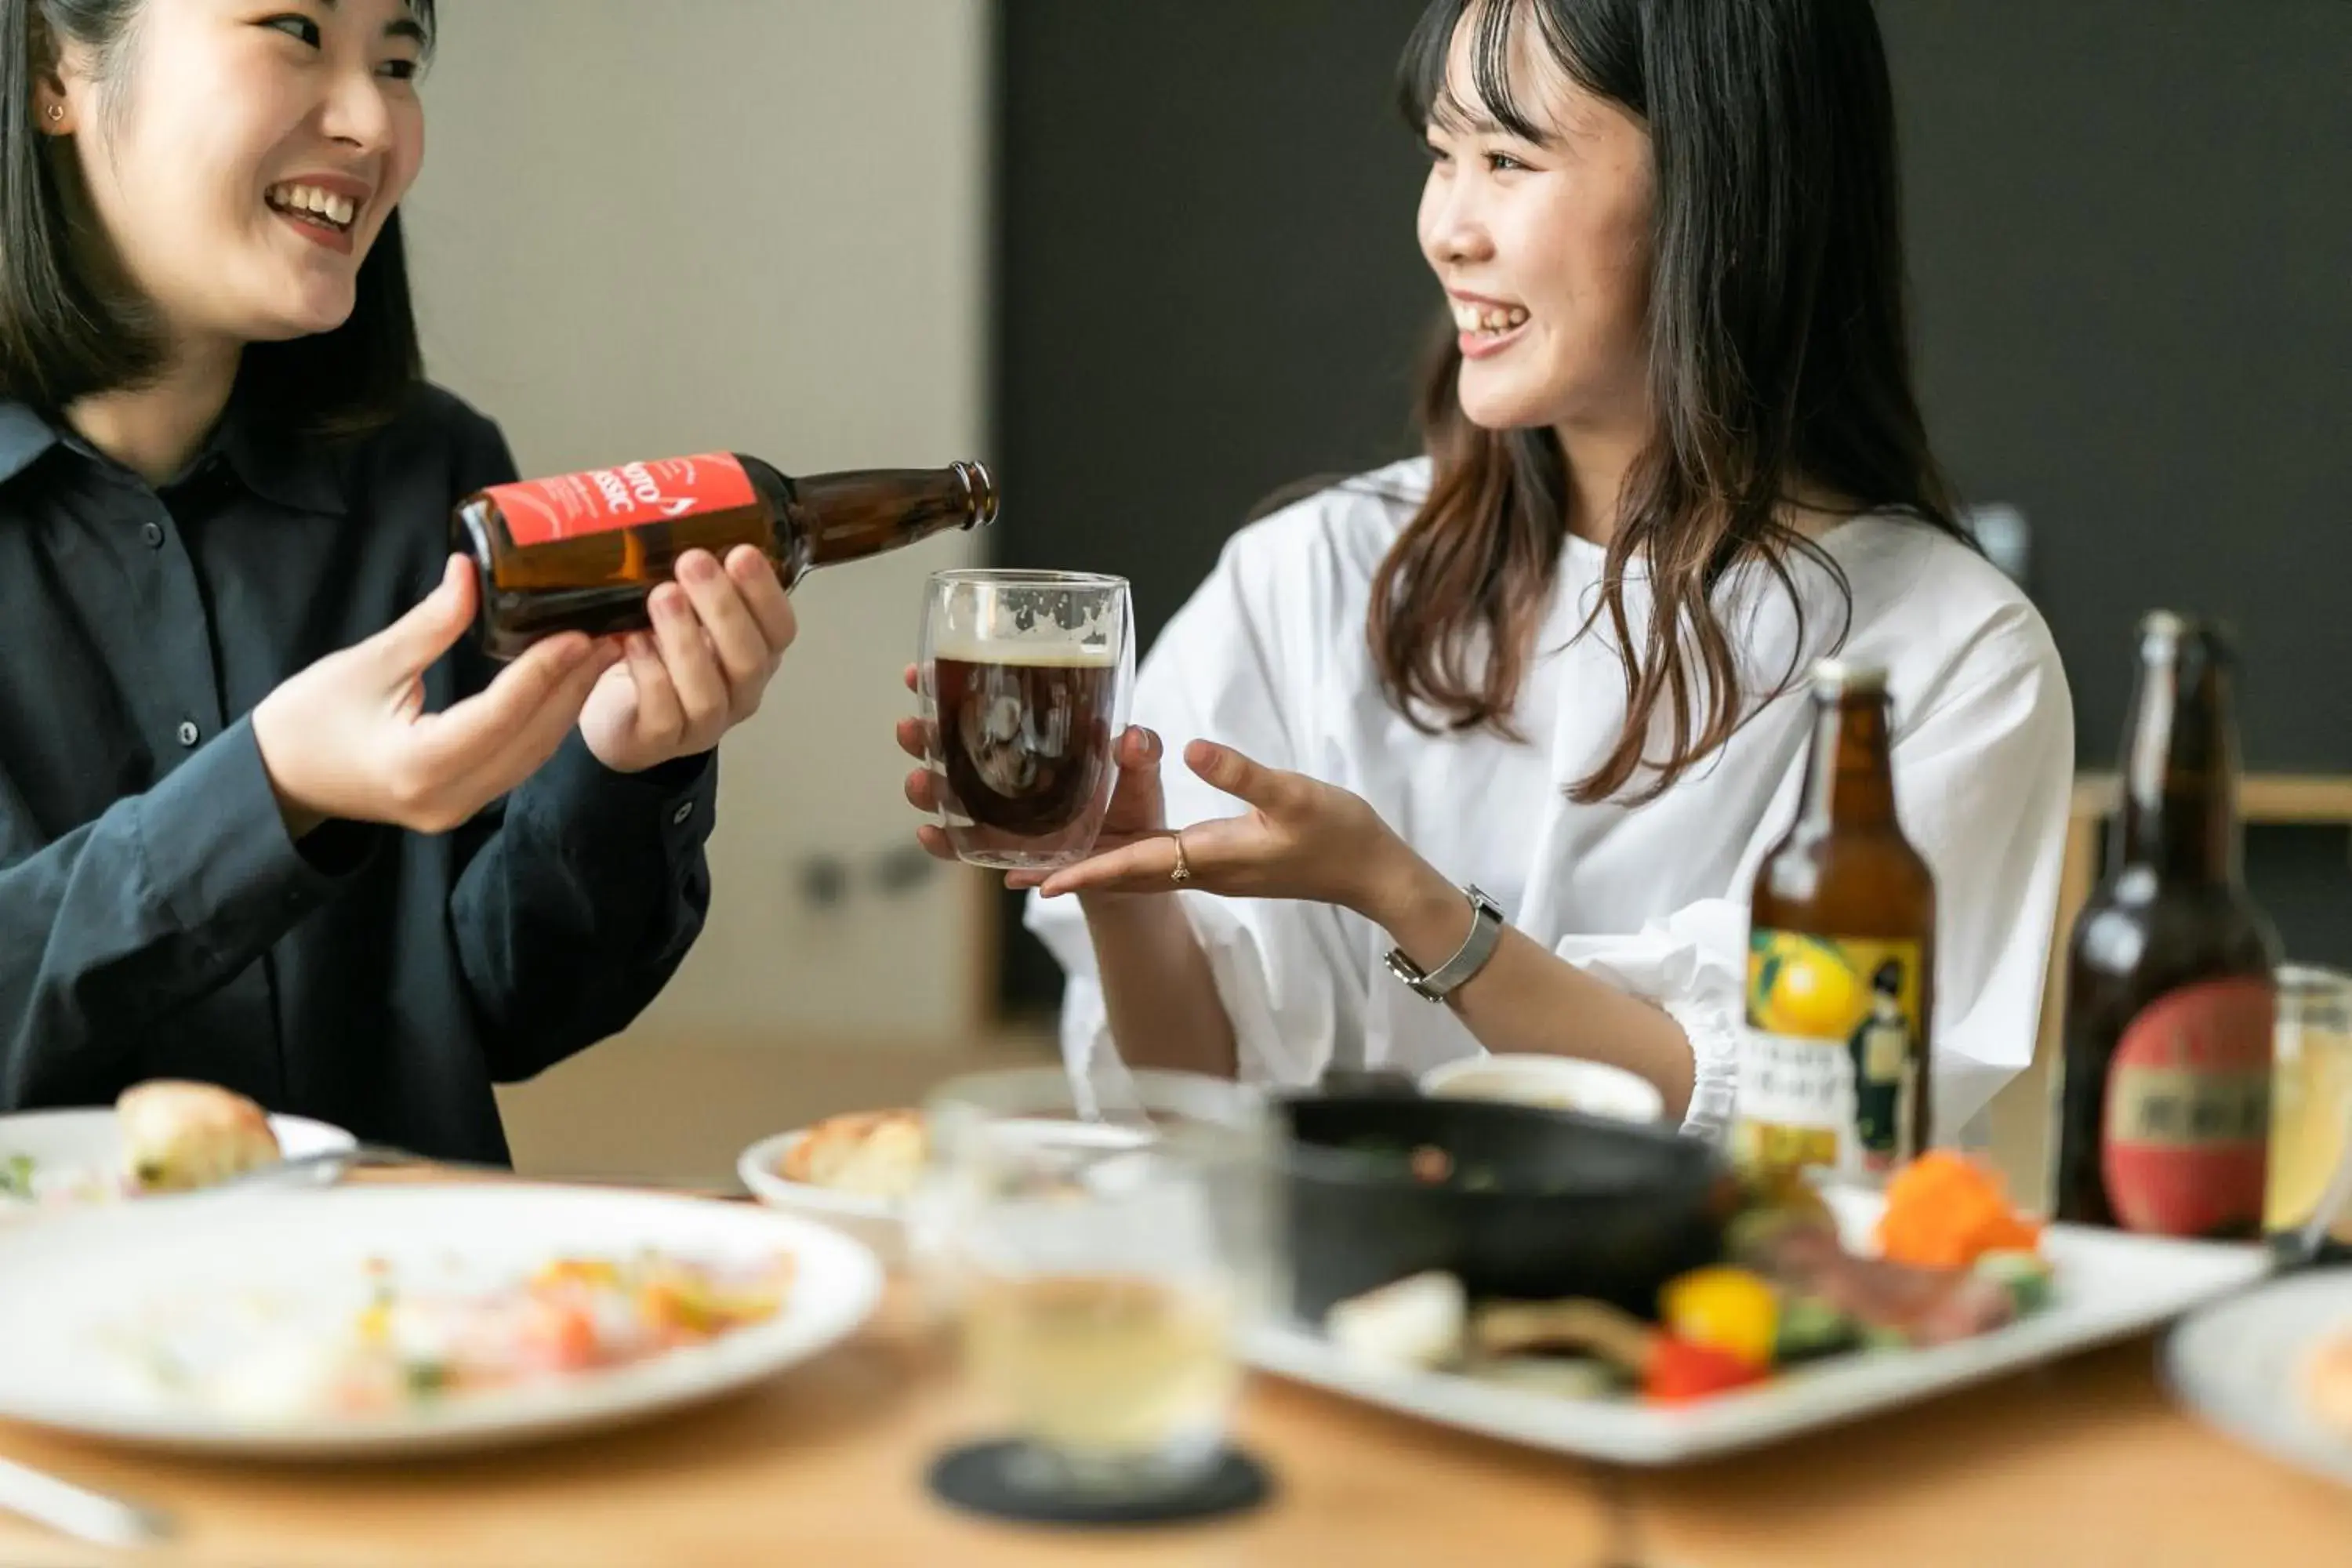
[116,1080,282,1193]
[779,1109,926,1199]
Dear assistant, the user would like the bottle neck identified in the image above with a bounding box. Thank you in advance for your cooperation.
[762,461,996,578]
[1798,691,1900,834]
[2115,644,2242,884]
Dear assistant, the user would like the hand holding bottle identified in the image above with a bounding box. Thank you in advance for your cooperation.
[252,557,621,837]
[577,543,797,773]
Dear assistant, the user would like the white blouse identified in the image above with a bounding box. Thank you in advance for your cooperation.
[1025,458,2076,1145]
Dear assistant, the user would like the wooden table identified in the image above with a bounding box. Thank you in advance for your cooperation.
[0,1184,2345,1568]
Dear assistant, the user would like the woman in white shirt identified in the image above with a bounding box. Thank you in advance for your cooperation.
[898,0,2074,1143]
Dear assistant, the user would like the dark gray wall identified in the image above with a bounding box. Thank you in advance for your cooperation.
[991,0,2351,1015]
[1889,0,2350,767]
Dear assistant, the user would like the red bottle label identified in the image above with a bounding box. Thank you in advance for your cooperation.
[483,454,756,546]
[2100,976,2276,1236]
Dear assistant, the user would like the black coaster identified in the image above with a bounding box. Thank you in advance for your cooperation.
[926,1439,1273,1527]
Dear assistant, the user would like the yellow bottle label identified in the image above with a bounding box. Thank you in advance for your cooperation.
[1737,931,1925,1178]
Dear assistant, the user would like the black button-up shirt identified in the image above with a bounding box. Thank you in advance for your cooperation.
[0,384,717,1163]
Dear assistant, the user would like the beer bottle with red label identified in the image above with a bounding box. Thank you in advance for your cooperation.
[1738,661,1936,1184]
[2053,612,2280,1236]
[453,453,996,659]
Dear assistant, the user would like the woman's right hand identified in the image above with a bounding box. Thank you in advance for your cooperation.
[251,557,623,837]
[893,664,1169,889]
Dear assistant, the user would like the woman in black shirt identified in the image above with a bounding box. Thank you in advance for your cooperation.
[0,0,797,1159]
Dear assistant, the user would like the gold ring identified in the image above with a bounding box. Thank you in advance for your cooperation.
[1169,830,1192,884]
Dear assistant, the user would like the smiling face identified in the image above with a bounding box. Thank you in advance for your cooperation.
[1414,6,1655,440]
[42,0,429,354]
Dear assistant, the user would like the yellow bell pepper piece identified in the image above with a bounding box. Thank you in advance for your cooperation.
[1659,1266,1779,1367]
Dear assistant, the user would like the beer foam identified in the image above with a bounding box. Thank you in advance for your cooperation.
[929,642,1118,669]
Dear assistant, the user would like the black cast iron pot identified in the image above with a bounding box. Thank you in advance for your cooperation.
[1279,1091,1733,1320]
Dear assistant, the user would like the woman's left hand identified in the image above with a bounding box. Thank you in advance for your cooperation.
[1033,740,1410,914]
[579,546,797,773]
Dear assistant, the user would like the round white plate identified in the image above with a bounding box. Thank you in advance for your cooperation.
[2163,1269,2352,1490]
[0,1106,355,1210]
[738,1129,908,1263]
[0,1183,882,1458]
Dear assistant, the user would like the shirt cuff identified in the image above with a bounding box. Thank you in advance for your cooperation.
[1664,993,1743,1145]
[138,715,361,957]
[519,735,718,860]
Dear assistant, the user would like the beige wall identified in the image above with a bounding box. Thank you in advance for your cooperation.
[403,0,994,1047]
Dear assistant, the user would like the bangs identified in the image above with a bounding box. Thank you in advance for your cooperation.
[1396,0,1639,142]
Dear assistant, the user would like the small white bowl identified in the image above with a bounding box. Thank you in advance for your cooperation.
[1417,1054,1667,1123]
[736,1129,909,1264]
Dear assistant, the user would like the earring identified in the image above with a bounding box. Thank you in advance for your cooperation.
[45,104,64,123]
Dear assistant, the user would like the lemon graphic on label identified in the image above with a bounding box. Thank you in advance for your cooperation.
[1758,938,1868,1038]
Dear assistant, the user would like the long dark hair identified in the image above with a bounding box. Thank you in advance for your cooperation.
[0,0,437,435]
[1371,0,1966,803]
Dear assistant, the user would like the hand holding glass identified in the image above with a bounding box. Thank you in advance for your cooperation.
[916,571,1134,870]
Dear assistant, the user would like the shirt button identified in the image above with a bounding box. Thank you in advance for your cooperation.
[141,521,165,548]
[670,800,695,826]
[176,720,200,748]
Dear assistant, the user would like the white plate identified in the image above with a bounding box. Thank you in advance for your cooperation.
[2164,1269,2352,1489]
[1247,1187,2270,1465]
[0,1183,882,1458]
[737,1129,908,1263]
[0,1106,355,1212]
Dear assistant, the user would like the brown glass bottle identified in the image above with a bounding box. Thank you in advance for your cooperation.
[452,452,997,659]
[1738,662,1936,1183]
[2053,613,2279,1236]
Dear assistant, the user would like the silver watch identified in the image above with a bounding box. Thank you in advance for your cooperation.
[1384,884,1504,1002]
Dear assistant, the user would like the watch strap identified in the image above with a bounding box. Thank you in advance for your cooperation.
[1384,884,1505,1002]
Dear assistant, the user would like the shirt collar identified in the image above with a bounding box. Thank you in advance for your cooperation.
[0,395,347,516]
[0,401,61,488]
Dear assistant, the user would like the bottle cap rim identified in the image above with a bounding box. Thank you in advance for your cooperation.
[1809,658,1888,695]
[2136,610,2238,661]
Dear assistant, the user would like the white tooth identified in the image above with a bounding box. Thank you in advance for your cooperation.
[1451,303,1480,332]
[330,195,354,224]
[304,188,330,214]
